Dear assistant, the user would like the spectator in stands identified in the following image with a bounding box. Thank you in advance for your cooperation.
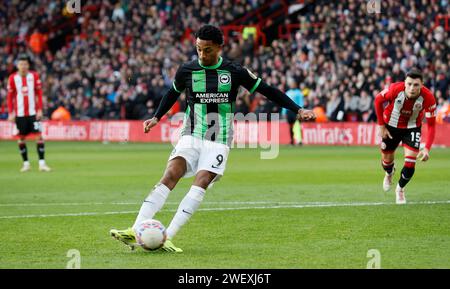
[0,0,448,122]
[326,89,345,122]
[282,79,304,145]
[358,90,375,123]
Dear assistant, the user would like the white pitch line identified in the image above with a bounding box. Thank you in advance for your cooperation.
[0,202,136,207]
[0,202,139,207]
[0,201,336,207]
[0,200,449,219]
[0,211,138,219]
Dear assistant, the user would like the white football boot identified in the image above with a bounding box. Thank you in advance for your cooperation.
[395,184,406,205]
[38,160,51,172]
[383,168,395,192]
[39,164,51,172]
[20,162,31,172]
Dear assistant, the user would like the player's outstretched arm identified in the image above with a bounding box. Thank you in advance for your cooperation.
[297,108,316,121]
[143,117,159,133]
[255,81,316,121]
[143,87,180,133]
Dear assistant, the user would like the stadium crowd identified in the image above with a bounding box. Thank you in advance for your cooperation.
[1,0,449,122]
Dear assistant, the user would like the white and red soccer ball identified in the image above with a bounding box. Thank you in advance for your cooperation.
[135,219,167,251]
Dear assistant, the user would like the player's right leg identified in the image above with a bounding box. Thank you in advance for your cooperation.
[381,151,395,191]
[394,148,418,205]
[163,170,217,253]
[380,126,401,191]
[18,137,30,172]
[110,157,187,249]
[15,117,30,172]
[132,157,187,230]
[163,139,230,252]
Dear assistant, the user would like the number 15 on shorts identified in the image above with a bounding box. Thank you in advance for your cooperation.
[33,121,42,132]
[411,131,421,148]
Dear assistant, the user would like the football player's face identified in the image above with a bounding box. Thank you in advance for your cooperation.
[17,60,29,75]
[196,39,221,67]
[405,77,422,99]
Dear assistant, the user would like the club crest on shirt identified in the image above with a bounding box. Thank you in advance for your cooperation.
[400,109,412,115]
[414,102,422,110]
[219,74,231,84]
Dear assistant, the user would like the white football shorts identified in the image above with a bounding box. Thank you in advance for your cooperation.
[168,135,230,182]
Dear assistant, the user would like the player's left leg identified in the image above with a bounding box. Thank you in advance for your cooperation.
[110,135,196,251]
[110,153,188,250]
[163,140,229,252]
[395,147,418,205]
[395,127,421,204]
[131,157,187,231]
[163,170,216,252]
[36,134,51,172]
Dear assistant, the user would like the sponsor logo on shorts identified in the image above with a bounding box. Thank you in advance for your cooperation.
[380,142,387,150]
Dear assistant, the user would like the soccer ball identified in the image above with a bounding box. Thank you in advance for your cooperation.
[135,219,167,251]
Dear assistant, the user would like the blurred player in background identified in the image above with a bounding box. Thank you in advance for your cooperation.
[282,79,304,145]
[110,25,315,252]
[7,54,51,172]
[374,68,436,204]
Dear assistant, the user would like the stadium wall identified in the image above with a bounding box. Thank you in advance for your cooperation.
[0,120,449,147]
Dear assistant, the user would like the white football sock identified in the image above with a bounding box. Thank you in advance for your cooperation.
[23,161,30,166]
[132,183,171,230]
[166,185,205,239]
[38,160,46,166]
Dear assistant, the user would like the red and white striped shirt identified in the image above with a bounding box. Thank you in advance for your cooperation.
[7,71,43,117]
[374,82,437,150]
[375,82,436,129]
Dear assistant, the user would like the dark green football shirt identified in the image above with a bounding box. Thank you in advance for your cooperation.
[172,56,261,146]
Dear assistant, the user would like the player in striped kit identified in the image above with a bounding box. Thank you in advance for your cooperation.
[7,54,51,172]
[374,69,436,204]
[110,25,315,252]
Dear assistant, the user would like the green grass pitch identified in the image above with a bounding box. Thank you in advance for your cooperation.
[0,141,449,268]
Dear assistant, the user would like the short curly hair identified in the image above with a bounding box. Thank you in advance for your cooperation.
[17,53,30,63]
[406,68,423,81]
[195,25,224,46]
